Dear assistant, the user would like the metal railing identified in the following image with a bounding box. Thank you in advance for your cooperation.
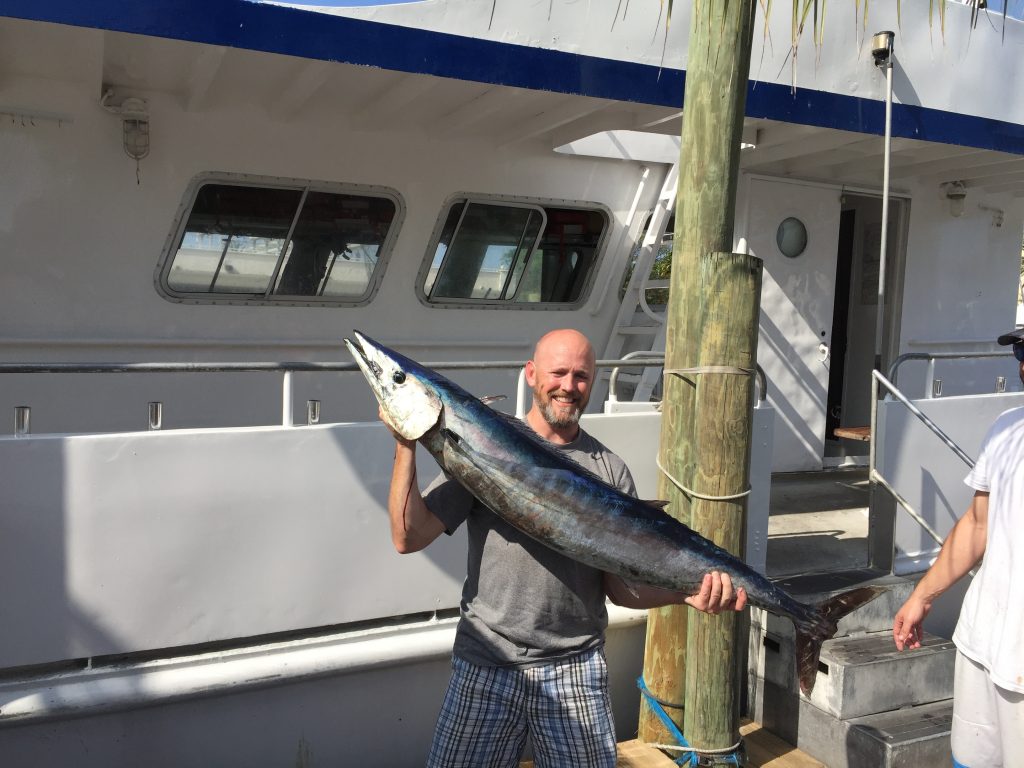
[604,352,767,407]
[888,350,1015,395]
[869,367,978,549]
[0,357,674,433]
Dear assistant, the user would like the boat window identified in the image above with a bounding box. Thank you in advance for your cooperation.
[158,178,401,305]
[422,199,607,307]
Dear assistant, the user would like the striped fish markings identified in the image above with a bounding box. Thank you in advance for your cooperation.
[344,330,885,694]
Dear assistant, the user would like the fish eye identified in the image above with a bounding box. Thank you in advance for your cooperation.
[392,371,406,385]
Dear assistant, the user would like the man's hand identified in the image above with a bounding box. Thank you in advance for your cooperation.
[893,595,928,650]
[606,571,747,612]
[683,572,748,615]
[379,406,415,448]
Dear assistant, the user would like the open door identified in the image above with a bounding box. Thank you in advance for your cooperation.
[744,178,842,472]
[824,193,906,463]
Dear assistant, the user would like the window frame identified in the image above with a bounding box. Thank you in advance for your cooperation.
[415,193,611,311]
[155,172,404,307]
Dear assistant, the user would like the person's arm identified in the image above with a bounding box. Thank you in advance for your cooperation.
[381,409,447,554]
[600,461,746,615]
[604,572,748,615]
[893,490,989,650]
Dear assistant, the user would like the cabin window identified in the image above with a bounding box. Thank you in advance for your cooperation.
[158,178,401,305]
[421,198,607,307]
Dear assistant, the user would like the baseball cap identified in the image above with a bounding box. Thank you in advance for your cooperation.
[997,328,1024,346]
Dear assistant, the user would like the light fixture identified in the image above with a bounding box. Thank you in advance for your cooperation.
[943,181,968,217]
[871,31,894,69]
[101,89,151,182]
[740,126,760,150]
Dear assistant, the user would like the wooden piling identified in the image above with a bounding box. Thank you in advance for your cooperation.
[638,0,761,757]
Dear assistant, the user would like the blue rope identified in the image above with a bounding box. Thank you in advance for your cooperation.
[635,677,742,767]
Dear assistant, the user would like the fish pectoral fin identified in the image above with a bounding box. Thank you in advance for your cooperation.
[479,395,507,405]
[645,499,671,510]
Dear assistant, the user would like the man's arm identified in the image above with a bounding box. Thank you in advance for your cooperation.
[600,460,746,615]
[604,572,748,614]
[893,490,989,650]
[382,411,447,554]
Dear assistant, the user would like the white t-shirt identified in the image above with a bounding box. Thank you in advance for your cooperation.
[953,405,1024,693]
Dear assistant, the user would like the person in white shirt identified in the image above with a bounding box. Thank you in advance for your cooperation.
[893,327,1024,768]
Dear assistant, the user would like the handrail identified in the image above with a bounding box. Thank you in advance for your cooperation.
[0,359,672,375]
[1,357,674,431]
[887,350,1013,388]
[869,368,976,550]
[606,355,768,405]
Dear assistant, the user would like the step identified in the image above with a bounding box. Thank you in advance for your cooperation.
[749,678,953,768]
[750,627,954,719]
[799,696,953,768]
[810,631,956,719]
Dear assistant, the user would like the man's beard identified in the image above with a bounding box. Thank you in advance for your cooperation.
[537,391,583,428]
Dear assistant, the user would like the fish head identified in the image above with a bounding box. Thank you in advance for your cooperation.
[344,330,443,441]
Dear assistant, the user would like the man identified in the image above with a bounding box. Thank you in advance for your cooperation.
[382,328,746,768]
[893,328,1024,768]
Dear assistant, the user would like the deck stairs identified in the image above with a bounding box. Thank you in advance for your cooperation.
[748,470,956,768]
[601,162,676,402]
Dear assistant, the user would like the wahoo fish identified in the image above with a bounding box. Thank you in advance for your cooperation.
[344,330,885,694]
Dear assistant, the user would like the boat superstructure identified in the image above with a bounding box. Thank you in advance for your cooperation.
[0,1,1022,765]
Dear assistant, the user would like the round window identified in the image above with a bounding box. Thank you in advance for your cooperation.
[775,217,808,258]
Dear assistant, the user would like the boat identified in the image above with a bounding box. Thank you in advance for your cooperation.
[0,1,1021,765]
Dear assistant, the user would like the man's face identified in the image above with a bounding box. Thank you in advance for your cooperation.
[527,333,595,429]
[1014,342,1024,387]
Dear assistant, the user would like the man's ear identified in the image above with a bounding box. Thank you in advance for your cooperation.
[524,360,537,388]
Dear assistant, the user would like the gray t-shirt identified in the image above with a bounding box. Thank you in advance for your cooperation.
[424,428,636,667]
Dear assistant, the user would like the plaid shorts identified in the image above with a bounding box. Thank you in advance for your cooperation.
[426,647,617,768]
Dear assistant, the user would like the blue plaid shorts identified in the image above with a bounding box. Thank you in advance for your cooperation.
[426,647,617,768]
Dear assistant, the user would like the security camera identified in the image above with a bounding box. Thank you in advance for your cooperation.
[871,31,894,67]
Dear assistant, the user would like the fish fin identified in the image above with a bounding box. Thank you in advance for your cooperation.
[795,585,888,695]
[479,395,507,405]
[645,499,671,509]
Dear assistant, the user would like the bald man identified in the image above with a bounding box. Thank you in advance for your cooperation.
[382,329,745,768]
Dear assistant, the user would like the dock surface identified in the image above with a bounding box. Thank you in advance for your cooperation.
[521,721,824,767]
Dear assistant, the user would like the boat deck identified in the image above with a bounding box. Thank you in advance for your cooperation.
[520,722,824,767]
[766,467,871,578]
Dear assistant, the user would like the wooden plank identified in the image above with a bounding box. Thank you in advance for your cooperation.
[833,425,871,441]
[521,726,824,767]
[741,720,827,768]
[615,740,681,767]
[519,740,677,768]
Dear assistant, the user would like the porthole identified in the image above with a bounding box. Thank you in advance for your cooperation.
[776,217,808,259]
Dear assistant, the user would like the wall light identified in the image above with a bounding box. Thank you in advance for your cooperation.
[740,126,760,150]
[101,89,151,181]
[943,181,967,217]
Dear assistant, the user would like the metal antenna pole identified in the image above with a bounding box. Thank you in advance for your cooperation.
[872,31,895,371]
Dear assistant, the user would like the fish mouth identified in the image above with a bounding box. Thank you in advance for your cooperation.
[344,331,383,380]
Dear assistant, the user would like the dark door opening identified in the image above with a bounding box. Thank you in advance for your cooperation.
[826,208,856,439]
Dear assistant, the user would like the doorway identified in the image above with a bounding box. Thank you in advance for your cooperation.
[824,193,908,464]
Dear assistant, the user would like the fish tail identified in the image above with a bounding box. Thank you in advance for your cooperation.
[794,585,887,694]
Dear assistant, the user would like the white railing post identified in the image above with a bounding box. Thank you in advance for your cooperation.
[282,371,293,426]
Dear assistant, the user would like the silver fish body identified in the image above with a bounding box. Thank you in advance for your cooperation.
[345,331,885,693]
